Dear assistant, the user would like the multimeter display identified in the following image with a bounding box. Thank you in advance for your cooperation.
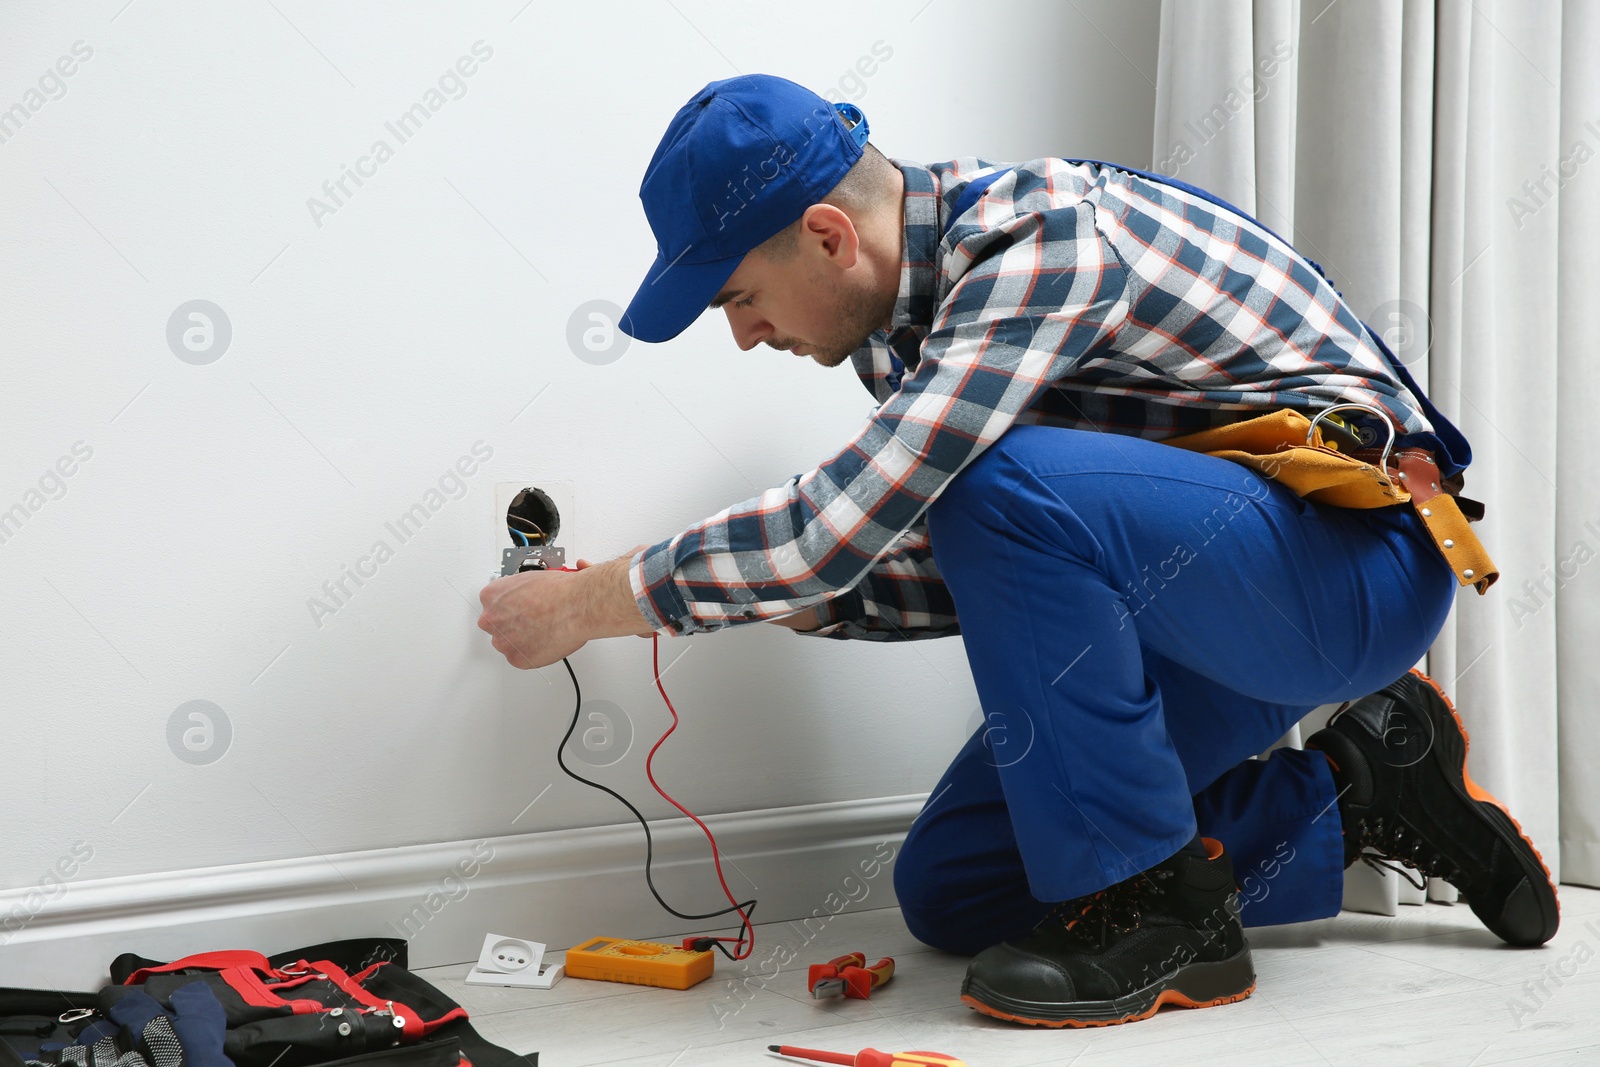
[564,936,714,990]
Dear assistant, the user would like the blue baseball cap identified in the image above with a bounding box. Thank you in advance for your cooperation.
[620,74,869,343]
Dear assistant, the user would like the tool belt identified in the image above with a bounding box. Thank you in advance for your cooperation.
[1163,404,1498,594]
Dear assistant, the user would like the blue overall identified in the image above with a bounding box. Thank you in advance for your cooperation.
[891,163,1466,955]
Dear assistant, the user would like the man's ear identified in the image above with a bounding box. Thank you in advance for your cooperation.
[798,203,860,268]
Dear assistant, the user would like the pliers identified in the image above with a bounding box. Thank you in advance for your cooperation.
[807,952,895,1000]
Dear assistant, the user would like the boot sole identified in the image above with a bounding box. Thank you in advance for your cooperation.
[1343,668,1559,946]
[959,948,1255,1028]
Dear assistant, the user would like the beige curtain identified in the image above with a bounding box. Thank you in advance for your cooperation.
[1152,0,1600,914]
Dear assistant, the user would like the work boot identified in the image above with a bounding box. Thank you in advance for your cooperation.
[1305,668,1560,946]
[960,837,1255,1027]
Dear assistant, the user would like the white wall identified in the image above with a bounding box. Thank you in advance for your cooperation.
[0,0,1159,981]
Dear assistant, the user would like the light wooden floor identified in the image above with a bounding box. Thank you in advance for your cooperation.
[417,885,1600,1067]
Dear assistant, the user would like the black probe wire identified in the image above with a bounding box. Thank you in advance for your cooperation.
[554,654,758,961]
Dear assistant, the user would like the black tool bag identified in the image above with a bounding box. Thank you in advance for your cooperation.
[1,938,532,1067]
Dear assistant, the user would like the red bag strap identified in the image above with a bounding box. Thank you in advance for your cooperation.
[349,961,388,983]
[309,960,434,1037]
[125,951,468,1037]
[311,961,469,1036]
[123,951,277,985]
[219,966,326,1013]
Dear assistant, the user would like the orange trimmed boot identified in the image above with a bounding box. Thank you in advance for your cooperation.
[960,836,1255,1027]
[1305,668,1559,946]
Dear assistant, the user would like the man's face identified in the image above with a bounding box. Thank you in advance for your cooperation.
[711,208,896,368]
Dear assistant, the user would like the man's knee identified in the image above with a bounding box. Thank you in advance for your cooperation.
[892,821,932,920]
[893,831,1035,957]
[893,857,982,955]
[894,825,963,951]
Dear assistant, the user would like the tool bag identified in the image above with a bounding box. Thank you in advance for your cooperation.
[943,161,1498,593]
[1,938,533,1067]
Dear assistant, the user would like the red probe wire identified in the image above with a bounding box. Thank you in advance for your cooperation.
[547,560,756,962]
[643,632,756,960]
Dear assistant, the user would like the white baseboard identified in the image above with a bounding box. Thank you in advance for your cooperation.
[0,794,926,991]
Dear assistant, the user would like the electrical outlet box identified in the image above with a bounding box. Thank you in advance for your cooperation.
[493,479,576,579]
[463,933,564,988]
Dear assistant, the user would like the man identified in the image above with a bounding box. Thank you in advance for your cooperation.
[476,74,1559,1027]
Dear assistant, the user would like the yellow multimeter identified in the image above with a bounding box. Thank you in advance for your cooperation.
[563,937,715,990]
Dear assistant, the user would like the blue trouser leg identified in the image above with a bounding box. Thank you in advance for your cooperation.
[895,715,1346,954]
[893,424,1457,955]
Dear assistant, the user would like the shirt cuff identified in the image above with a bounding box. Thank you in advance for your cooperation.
[628,537,692,635]
[785,585,869,638]
[629,535,876,638]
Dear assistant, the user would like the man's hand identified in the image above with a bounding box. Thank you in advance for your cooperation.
[477,567,591,669]
[476,541,824,667]
[477,543,655,669]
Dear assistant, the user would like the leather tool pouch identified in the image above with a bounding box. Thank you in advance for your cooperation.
[1162,407,1498,594]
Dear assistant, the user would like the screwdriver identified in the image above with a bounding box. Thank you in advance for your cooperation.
[767,1046,966,1067]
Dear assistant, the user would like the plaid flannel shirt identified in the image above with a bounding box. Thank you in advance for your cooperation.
[628,156,1435,641]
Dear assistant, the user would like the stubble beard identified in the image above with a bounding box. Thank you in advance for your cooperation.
[809,275,899,367]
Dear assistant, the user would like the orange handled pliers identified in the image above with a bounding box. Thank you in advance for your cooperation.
[807,952,895,1000]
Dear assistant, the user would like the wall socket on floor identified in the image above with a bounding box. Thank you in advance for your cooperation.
[463,933,564,988]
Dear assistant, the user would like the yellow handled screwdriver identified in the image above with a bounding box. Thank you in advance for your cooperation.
[768,1045,966,1067]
